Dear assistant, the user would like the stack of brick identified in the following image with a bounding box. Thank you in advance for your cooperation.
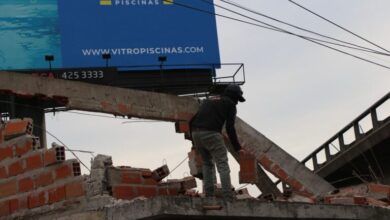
[323,183,390,208]
[108,164,197,201]
[0,119,85,218]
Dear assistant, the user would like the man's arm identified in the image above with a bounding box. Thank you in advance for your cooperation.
[226,105,241,152]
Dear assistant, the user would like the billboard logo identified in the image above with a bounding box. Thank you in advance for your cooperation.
[163,0,173,4]
[101,0,163,6]
[100,0,112,6]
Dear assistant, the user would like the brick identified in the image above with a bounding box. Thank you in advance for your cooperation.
[8,161,24,177]
[158,186,179,196]
[152,165,170,182]
[175,121,189,133]
[0,147,13,161]
[136,185,157,198]
[0,180,18,198]
[72,162,81,176]
[259,155,273,169]
[368,183,390,193]
[141,170,152,178]
[143,177,158,185]
[25,153,43,171]
[0,200,9,217]
[158,181,182,195]
[65,180,85,199]
[4,119,33,140]
[9,198,19,213]
[181,176,197,191]
[0,166,7,179]
[48,186,66,204]
[35,172,53,188]
[44,146,65,166]
[15,139,34,157]
[121,172,142,184]
[8,196,28,213]
[112,185,136,200]
[239,150,257,183]
[19,177,34,192]
[112,184,157,200]
[54,164,72,180]
[28,191,46,209]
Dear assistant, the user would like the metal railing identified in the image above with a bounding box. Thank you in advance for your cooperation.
[301,92,389,171]
[275,92,390,189]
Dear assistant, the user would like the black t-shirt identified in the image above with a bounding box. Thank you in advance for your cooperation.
[190,96,241,151]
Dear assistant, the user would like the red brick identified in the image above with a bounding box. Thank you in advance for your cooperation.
[15,139,33,157]
[259,155,273,169]
[141,170,153,178]
[43,147,65,166]
[121,172,142,184]
[35,172,53,187]
[65,181,85,199]
[48,186,66,204]
[4,119,32,139]
[8,199,19,213]
[0,180,18,198]
[274,166,288,181]
[0,147,13,161]
[158,186,179,196]
[112,185,136,200]
[175,121,189,133]
[19,177,34,192]
[0,166,7,179]
[54,164,72,180]
[8,161,24,177]
[43,149,56,166]
[239,150,257,183]
[368,183,390,193]
[0,200,9,217]
[143,177,158,185]
[136,185,157,198]
[28,191,46,208]
[8,196,28,213]
[25,153,43,171]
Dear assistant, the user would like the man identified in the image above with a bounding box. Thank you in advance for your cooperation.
[190,84,245,200]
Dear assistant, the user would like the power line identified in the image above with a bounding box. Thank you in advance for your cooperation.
[219,0,389,56]
[288,0,390,54]
[166,0,390,70]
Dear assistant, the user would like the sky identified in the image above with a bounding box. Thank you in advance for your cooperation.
[45,0,390,197]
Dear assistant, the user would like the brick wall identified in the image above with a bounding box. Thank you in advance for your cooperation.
[107,165,197,201]
[0,119,85,217]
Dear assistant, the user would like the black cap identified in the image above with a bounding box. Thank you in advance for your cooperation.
[224,84,246,102]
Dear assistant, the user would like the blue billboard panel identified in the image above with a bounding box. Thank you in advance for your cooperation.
[0,0,220,70]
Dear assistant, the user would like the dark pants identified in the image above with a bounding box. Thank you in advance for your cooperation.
[192,130,233,200]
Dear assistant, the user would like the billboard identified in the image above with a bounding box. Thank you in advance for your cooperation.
[0,0,220,70]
